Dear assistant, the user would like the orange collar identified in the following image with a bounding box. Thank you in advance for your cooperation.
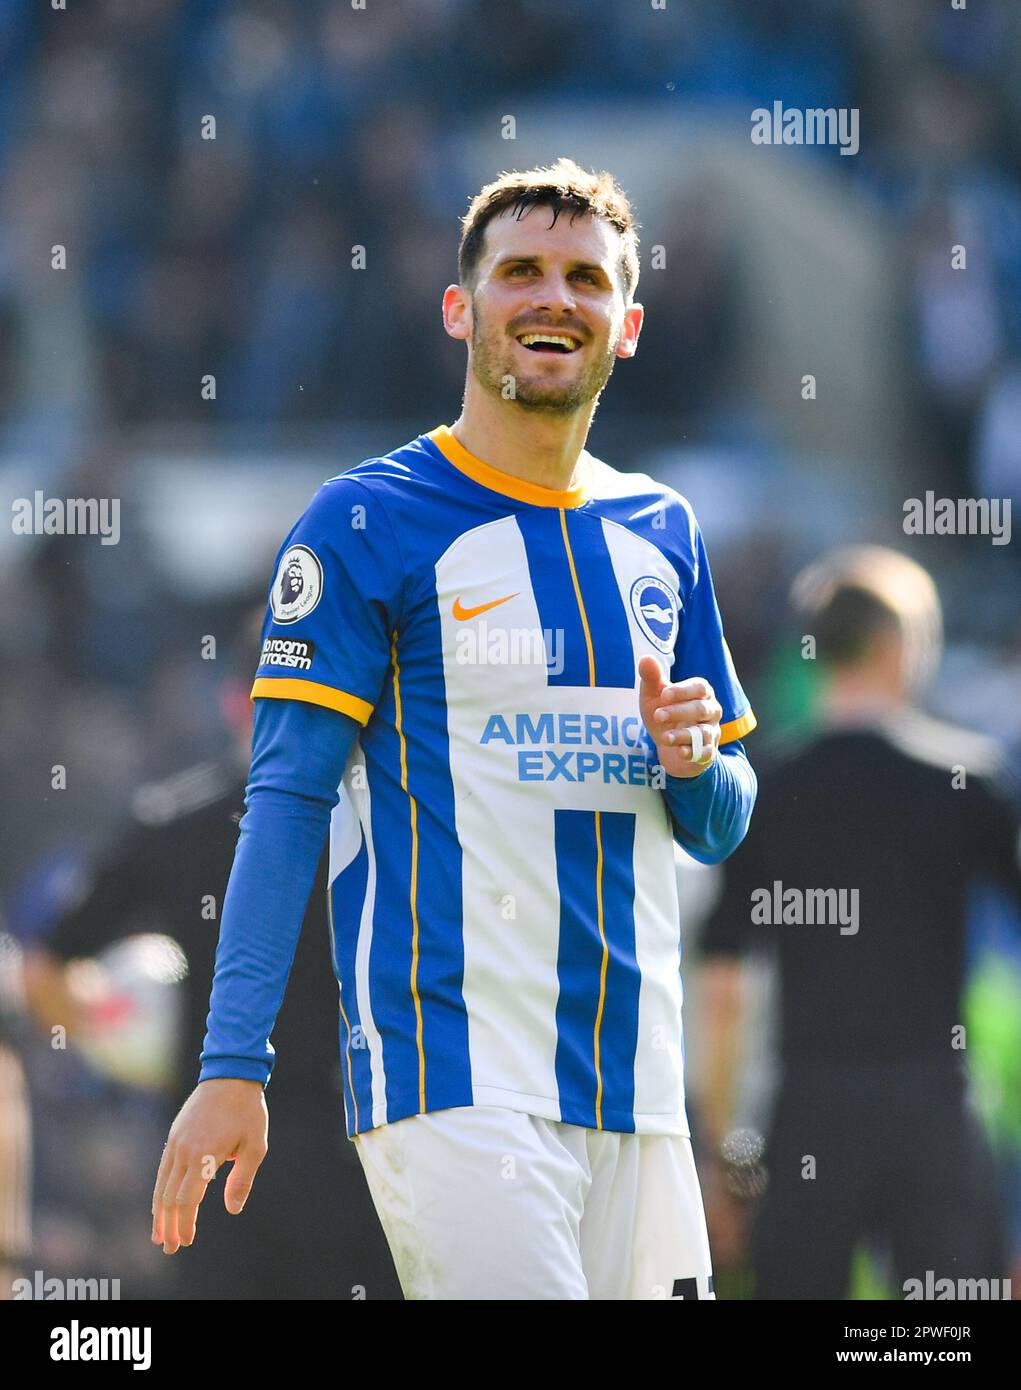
[427,424,588,509]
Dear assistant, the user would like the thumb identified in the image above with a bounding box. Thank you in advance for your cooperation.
[638,654,666,696]
[223,1149,264,1215]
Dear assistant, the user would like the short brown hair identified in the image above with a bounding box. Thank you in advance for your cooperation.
[791,546,943,689]
[458,156,641,304]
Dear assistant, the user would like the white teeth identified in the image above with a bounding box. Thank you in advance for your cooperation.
[518,333,578,350]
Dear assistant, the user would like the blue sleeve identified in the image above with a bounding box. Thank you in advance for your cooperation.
[664,740,757,866]
[251,473,405,725]
[197,697,359,1086]
[672,511,757,747]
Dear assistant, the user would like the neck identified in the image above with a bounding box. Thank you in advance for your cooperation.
[451,376,595,492]
[820,670,907,727]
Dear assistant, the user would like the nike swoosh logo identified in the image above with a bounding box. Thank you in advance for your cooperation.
[452,593,519,621]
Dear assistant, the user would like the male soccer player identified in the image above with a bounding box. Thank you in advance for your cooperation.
[152,157,758,1300]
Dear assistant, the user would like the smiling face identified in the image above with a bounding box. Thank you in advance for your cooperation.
[447,204,643,416]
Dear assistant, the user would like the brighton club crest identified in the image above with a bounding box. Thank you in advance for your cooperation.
[629,575,680,655]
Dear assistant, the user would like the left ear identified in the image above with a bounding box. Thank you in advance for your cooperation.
[442,284,472,343]
[615,302,644,359]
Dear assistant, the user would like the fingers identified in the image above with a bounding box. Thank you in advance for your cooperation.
[153,1142,222,1254]
[151,1142,177,1246]
[150,1145,172,1245]
[641,672,723,766]
[652,686,722,741]
[671,722,720,762]
[659,676,714,703]
[642,671,719,727]
[174,1156,217,1247]
[657,716,721,749]
[152,1152,189,1254]
[223,1143,267,1216]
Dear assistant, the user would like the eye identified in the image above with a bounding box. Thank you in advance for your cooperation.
[571,270,598,284]
[507,263,535,275]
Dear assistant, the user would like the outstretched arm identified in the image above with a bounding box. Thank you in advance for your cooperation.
[197,697,359,1083]
[152,695,358,1255]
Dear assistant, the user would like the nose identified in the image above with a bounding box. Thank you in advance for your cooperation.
[530,272,576,315]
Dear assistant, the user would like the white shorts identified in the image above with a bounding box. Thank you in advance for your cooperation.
[354,1105,715,1300]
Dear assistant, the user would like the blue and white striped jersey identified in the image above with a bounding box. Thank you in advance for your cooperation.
[251,425,756,1138]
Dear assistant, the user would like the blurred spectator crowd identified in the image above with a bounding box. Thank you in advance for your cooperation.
[0,0,1018,456]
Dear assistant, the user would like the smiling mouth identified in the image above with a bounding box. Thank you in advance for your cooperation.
[515,332,582,354]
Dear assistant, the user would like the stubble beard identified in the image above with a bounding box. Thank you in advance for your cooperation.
[468,296,621,416]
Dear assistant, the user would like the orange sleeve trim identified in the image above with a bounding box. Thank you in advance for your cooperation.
[250,677,373,726]
[719,709,757,745]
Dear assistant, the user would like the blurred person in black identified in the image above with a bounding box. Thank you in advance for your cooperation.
[699,546,1021,1300]
[21,611,399,1300]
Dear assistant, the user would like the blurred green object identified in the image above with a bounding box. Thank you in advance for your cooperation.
[760,636,821,738]
[964,949,1021,1146]
[849,1245,893,1301]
